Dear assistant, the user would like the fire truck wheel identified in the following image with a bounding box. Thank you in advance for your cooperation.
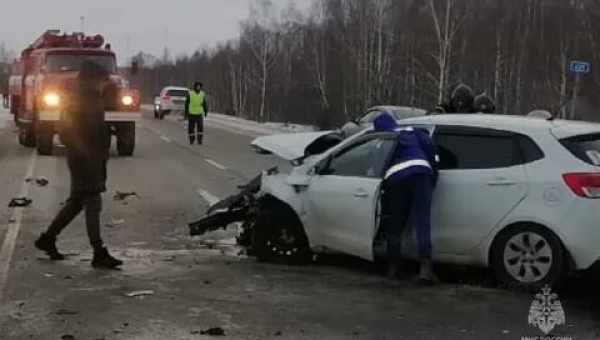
[19,127,36,148]
[117,123,135,156]
[36,125,54,155]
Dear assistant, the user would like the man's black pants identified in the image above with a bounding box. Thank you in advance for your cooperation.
[45,193,103,251]
[188,115,204,144]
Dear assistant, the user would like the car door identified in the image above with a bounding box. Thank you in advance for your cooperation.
[306,133,397,260]
[430,126,529,254]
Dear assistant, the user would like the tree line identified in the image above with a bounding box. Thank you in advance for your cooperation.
[129,0,600,128]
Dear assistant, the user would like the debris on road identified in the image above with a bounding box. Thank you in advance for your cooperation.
[199,327,226,336]
[25,176,49,186]
[113,191,139,201]
[36,176,49,186]
[55,309,79,316]
[61,335,75,340]
[105,219,125,228]
[8,197,32,208]
[43,273,54,278]
[125,290,155,297]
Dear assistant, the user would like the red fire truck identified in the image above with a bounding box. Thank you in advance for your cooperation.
[8,30,141,156]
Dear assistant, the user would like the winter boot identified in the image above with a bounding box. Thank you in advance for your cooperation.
[418,258,439,286]
[34,233,65,261]
[92,247,123,269]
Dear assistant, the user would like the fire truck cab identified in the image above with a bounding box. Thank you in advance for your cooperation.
[9,30,141,156]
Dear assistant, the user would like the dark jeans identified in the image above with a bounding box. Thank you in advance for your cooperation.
[46,193,104,251]
[383,174,434,264]
[188,115,204,143]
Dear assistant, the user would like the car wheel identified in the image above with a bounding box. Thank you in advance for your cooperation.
[252,199,311,265]
[491,224,567,291]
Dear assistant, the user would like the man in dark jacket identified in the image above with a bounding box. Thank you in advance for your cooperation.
[34,61,122,269]
[473,92,496,113]
[433,83,475,114]
[374,112,439,285]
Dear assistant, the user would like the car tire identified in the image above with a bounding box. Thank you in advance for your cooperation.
[491,224,567,291]
[252,199,312,265]
[116,123,135,156]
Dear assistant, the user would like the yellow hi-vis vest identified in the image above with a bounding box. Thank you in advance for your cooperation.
[188,90,206,116]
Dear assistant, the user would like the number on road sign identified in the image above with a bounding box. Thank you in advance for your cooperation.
[570,61,591,74]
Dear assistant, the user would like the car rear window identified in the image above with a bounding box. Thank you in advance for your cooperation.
[560,133,600,166]
[435,133,520,170]
[167,89,188,97]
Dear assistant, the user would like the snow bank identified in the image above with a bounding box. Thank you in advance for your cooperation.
[142,104,316,136]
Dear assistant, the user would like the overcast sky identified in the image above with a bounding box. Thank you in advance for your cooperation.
[0,0,309,63]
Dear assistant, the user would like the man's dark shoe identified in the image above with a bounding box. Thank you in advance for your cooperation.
[92,247,123,269]
[34,233,65,261]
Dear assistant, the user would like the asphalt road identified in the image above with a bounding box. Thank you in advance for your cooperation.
[0,109,598,340]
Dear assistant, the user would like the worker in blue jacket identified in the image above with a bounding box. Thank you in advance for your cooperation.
[374,112,439,285]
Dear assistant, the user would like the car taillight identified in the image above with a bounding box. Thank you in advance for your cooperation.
[563,173,600,199]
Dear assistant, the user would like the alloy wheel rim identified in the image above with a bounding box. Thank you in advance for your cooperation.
[266,226,300,257]
[503,232,553,283]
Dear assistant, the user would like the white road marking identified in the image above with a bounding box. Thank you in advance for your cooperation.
[0,151,37,303]
[196,189,221,206]
[160,135,172,143]
[204,159,227,171]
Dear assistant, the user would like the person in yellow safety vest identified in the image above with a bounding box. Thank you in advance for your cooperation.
[185,81,209,145]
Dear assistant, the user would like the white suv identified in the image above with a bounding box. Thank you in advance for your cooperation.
[154,86,189,119]
[249,114,600,289]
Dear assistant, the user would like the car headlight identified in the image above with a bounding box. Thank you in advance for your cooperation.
[43,93,60,107]
[121,95,134,106]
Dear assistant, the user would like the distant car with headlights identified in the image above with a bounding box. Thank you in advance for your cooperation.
[341,105,427,137]
[154,86,189,119]
[9,30,141,156]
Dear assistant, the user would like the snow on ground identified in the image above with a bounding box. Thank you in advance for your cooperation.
[141,105,316,136]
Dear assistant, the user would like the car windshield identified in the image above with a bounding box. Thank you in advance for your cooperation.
[45,54,117,73]
[166,89,189,97]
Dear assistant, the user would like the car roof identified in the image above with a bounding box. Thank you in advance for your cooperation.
[400,113,600,137]
[162,86,189,92]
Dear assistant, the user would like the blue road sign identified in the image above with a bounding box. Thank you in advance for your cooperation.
[570,61,591,74]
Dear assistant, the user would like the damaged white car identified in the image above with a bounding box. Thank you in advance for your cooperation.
[190,114,600,290]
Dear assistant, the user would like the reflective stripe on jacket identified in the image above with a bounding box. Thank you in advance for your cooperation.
[385,128,438,185]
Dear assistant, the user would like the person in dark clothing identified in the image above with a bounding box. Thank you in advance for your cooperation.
[35,61,122,269]
[473,92,496,113]
[185,81,209,145]
[375,112,440,285]
[433,83,475,114]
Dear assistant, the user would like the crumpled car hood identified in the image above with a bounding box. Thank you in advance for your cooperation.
[251,131,343,161]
